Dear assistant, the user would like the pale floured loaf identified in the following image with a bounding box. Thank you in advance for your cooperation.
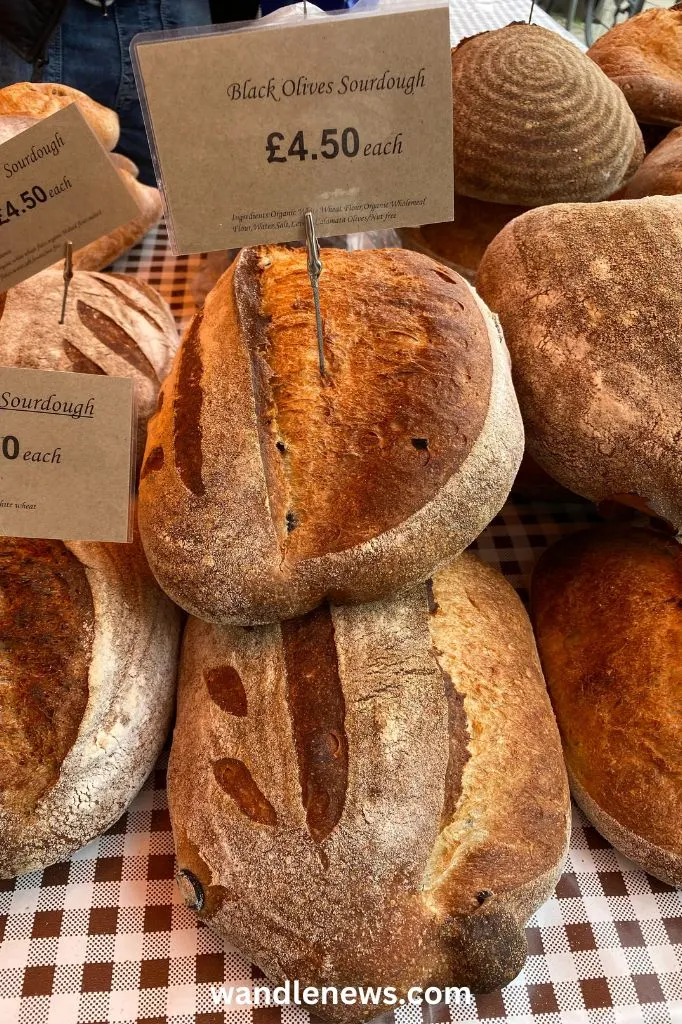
[477,196,682,527]
[138,245,524,625]
[0,529,182,877]
[169,552,570,1021]
[452,24,644,206]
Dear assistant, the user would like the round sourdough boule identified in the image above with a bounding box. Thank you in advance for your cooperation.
[0,530,182,877]
[0,268,178,471]
[451,24,644,206]
[168,552,570,1021]
[588,6,682,127]
[614,125,682,198]
[531,526,682,887]
[476,196,682,527]
[0,82,119,150]
[138,244,524,626]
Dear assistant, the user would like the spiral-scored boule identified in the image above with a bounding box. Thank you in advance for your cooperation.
[452,24,644,206]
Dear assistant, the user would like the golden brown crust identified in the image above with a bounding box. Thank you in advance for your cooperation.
[168,554,569,1020]
[588,8,682,126]
[398,196,528,282]
[476,196,682,527]
[531,526,682,887]
[615,125,682,198]
[0,268,178,472]
[70,170,163,271]
[451,25,644,206]
[0,529,182,877]
[0,82,119,149]
[139,245,523,625]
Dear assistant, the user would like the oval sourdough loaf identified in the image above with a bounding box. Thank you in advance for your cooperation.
[451,25,644,206]
[0,268,178,470]
[0,529,182,877]
[532,526,682,887]
[139,245,523,625]
[168,553,570,1019]
[588,6,682,126]
[477,196,682,527]
[0,82,119,150]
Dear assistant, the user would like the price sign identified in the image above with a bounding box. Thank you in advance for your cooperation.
[0,105,139,292]
[133,2,453,251]
[0,368,135,542]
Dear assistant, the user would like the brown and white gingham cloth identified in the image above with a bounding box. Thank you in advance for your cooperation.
[1,224,681,1024]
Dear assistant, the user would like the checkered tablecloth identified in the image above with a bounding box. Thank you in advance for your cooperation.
[0,223,680,1024]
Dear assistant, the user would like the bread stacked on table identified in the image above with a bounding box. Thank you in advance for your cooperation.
[130,241,576,1013]
[0,167,181,873]
[0,82,163,270]
[400,23,644,279]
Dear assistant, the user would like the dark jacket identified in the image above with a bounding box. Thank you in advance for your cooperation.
[0,1,260,65]
[0,0,68,63]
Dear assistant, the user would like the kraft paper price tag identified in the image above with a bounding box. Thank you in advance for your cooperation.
[0,105,139,292]
[0,368,135,543]
[133,2,453,251]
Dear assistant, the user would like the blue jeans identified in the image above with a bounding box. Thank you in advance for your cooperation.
[0,0,211,184]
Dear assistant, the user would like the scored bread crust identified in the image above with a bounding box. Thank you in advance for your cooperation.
[138,246,523,626]
[0,268,178,470]
[0,82,119,150]
[168,553,569,1021]
[588,7,682,126]
[531,526,682,889]
[0,534,182,877]
[476,196,682,527]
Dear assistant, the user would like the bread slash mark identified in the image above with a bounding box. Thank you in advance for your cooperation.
[173,316,205,497]
[212,758,278,825]
[281,605,348,843]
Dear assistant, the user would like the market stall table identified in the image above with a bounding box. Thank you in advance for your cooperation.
[1,221,680,1023]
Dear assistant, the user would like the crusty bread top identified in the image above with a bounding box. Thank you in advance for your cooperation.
[476,196,682,526]
[238,246,491,560]
[0,82,119,150]
[451,24,644,206]
[589,7,682,125]
[169,553,569,1010]
[139,244,523,623]
[616,125,682,198]
[0,113,38,146]
[0,540,94,813]
[531,526,682,863]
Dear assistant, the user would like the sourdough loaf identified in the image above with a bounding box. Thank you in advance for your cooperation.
[451,25,643,206]
[0,529,182,877]
[138,245,523,625]
[0,82,119,150]
[70,170,163,272]
[0,268,178,470]
[169,553,570,1020]
[614,125,682,198]
[398,196,528,282]
[532,527,682,887]
[588,6,682,126]
[0,113,37,145]
[476,196,682,527]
